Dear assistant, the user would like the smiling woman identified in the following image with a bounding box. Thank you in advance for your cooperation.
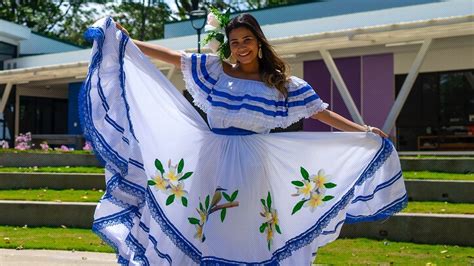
[82,14,405,266]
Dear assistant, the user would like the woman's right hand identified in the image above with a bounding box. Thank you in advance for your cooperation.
[116,23,130,36]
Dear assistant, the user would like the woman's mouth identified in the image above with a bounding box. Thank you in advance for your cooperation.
[238,51,251,57]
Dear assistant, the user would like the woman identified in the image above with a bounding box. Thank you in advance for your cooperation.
[83,13,406,265]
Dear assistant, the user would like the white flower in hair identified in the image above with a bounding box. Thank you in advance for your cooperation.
[202,7,231,60]
[207,38,221,54]
[207,12,220,29]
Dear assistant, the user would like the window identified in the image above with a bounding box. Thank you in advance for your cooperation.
[396,69,474,151]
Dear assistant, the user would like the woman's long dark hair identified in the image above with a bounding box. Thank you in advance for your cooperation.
[225,13,289,97]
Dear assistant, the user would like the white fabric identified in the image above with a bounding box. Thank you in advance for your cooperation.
[82,18,407,266]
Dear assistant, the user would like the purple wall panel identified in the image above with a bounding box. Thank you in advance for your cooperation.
[303,60,331,131]
[331,56,361,131]
[362,53,394,129]
[302,53,393,132]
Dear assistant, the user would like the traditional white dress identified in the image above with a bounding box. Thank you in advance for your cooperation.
[82,17,407,266]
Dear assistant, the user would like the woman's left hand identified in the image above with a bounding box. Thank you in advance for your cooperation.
[370,127,389,138]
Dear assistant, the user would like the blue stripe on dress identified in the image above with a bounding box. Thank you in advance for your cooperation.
[200,54,218,85]
[191,54,212,94]
[105,114,125,133]
[351,171,403,204]
[209,94,320,117]
[346,193,408,223]
[149,236,173,264]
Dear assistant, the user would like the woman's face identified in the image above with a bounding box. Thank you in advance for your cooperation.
[228,27,259,65]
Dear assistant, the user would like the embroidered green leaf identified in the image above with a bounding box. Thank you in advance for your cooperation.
[166,194,175,206]
[260,199,266,207]
[177,159,184,174]
[179,172,193,181]
[188,217,200,225]
[291,200,307,215]
[205,195,210,210]
[275,224,282,234]
[291,181,304,187]
[147,180,156,186]
[202,235,206,242]
[267,241,271,251]
[230,190,239,201]
[199,202,204,212]
[324,183,337,189]
[300,167,309,181]
[220,208,227,222]
[266,192,272,209]
[155,159,164,174]
[181,197,188,207]
[222,192,231,202]
[322,195,334,202]
[259,223,267,233]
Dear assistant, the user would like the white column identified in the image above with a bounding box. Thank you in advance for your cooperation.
[320,49,364,124]
[0,82,13,113]
[382,38,433,133]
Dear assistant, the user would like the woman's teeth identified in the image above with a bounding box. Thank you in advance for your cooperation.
[239,52,250,57]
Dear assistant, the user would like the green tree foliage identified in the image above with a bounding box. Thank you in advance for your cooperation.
[110,1,172,41]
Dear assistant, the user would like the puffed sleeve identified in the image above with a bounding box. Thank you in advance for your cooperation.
[281,76,329,127]
[181,53,222,112]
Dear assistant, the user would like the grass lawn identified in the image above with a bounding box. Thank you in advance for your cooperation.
[0,166,104,174]
[403,171,474,181]
[315,238,474,264]
[0,189,103,202]
[0,226,112,253]
[402,201,474,215]
[0,226,473,264]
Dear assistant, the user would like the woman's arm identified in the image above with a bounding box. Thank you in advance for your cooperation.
[116,23,182,69]
[311,109,388,138]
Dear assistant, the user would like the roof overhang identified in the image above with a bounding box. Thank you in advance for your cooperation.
[0,14,473,85]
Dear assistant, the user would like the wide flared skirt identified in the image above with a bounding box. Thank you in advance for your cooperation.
[82,18,407,265]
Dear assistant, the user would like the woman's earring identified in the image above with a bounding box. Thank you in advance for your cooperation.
[258,44,263,59]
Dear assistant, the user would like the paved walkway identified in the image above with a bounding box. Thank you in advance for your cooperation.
[0,249,117,266]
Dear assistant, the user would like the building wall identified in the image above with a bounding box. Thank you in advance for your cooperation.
[394,36,474,74]
[302,53,394,132]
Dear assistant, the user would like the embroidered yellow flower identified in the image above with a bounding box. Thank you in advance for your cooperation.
[305,192,324,212]
[169,183,188,199]
[266,227,274,242]
[297,180,314,198]
[164,166,182,184]
[194,224,203,240]
[312,169,329,190]
[198,209,207,224]
[153,172,168,192]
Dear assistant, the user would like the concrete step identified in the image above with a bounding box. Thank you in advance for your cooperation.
[0,200,472,247]
[401,158,474,173]
[0,152,102,167]
[0,172,104,190]
[0,200,95,228]
[341,212,474,247]
[1,172,474,203]
[405,179,474,203]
